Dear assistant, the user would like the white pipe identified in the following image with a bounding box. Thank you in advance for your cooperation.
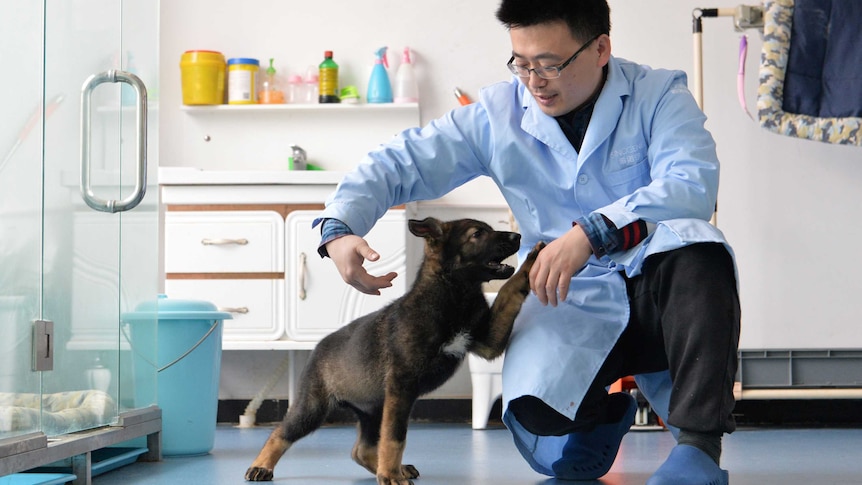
[737,388,862,400]
[693,31,704,111]
[238,351,292,427]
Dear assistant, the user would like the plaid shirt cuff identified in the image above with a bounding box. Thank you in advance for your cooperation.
[318,218,354,258]
[573,214,649,258]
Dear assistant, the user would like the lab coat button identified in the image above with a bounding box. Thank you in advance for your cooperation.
[577,174,589,184]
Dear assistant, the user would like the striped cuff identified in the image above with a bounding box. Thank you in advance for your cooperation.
[573,214,649,257]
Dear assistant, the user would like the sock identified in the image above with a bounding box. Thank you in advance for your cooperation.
[677,430,722,465]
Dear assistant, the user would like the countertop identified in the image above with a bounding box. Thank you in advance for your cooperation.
[158,166,346,186]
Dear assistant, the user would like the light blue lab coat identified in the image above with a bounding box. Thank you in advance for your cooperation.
[316,55,731,426]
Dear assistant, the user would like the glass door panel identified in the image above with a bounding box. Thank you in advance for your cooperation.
[41,0,124,437]
[0,0,158,442]
[0,1,45,440]
[39,0,159,436]
[118,0,160,416]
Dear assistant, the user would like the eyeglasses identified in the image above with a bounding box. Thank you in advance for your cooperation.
[507,34,601,80]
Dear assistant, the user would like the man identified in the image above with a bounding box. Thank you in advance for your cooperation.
[314,1,740,483]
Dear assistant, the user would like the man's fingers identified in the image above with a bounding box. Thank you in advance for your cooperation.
[557,278,570,303]
[356,242,380,262]
[529,260,550,306]
[353,271,397,295]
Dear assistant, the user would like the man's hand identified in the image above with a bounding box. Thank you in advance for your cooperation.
[529,224,593,307]
[324,235,398,295]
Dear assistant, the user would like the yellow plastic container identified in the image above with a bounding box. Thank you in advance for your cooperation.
[180,50,226,105]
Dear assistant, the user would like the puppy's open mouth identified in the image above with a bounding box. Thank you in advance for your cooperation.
[486,259,516,277]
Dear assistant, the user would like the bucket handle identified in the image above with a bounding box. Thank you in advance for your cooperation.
[122,319,220,373]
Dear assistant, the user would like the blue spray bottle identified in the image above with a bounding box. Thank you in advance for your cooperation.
[367,46,393,103]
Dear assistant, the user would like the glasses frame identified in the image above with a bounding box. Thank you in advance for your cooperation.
[507,34,602,80]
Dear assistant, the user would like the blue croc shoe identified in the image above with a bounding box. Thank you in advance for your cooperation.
[550,391,637,480]
[646,444,729,485]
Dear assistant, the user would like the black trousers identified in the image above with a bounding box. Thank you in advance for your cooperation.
[509,242,741,436]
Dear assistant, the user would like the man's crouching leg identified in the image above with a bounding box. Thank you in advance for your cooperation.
[503,392,636,480]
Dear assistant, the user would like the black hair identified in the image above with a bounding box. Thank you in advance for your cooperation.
[495,0,611,42]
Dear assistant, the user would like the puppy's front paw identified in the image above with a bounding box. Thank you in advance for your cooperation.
[245,466,273,481]
[513,241,545,288]
[522,241,545,270]
[377,474,415,485]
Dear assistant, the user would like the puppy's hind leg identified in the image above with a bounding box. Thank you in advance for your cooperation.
[350,407,382,476]
[244,389,332,481]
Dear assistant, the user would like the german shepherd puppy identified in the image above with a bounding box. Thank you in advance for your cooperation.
[245,217,543,484]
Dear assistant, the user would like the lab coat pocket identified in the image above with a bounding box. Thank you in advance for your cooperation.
[603,156,650,190]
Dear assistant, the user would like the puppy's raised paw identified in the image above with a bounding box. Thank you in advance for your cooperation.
[498,241,545,300]
[523,241,545,269]
[513,241,545,284]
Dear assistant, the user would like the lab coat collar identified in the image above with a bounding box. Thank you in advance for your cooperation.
[579,56,628,164]
[518,56,630,168]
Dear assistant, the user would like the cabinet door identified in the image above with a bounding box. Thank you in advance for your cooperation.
[286,210,406,341]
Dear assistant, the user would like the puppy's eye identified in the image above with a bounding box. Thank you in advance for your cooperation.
[471,229,484,239]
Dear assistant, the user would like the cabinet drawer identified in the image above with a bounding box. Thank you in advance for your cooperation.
[165,211,284,273]
[165,278,284,341]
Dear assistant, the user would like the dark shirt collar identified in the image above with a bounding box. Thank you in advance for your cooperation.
[555,65,609,153]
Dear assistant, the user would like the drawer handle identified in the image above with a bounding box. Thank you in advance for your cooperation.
[201,238,249,246]
[299,252,307,300]
[219,306,249,314]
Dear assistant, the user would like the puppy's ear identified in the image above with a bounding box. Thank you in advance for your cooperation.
[408,217,444,240]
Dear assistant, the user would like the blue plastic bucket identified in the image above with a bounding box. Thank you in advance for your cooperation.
[124,295,232,456]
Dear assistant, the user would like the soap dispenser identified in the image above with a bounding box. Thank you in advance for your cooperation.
[367,46,393,103]
[394,47,419,103]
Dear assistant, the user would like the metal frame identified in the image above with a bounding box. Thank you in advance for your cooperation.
[0,406,161,484]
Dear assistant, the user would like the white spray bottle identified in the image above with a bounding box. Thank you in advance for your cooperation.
[394,46,419,103]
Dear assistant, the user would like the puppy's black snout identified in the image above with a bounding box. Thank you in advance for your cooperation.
[508,233,520,244]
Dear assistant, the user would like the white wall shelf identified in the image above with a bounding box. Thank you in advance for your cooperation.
[180,102,418,113]
[171,102,420,172]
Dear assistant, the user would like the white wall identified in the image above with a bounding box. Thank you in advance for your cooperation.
[160,0,862,402]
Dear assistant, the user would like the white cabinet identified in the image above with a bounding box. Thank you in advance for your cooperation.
[285,210,407,341]
[159,169,411,350]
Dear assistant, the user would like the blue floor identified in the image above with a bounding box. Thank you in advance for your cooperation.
[93,423,862,484]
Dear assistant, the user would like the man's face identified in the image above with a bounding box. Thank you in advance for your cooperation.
[508,21,609,117]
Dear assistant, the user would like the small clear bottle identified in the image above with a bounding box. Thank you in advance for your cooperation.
[304,66,319,104]
[259,58,285,104]
[286,74,305,104]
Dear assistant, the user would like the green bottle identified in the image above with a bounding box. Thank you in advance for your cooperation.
[318,50,340,103]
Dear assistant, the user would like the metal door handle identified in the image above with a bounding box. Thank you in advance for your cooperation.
[298,252,307,300]
[219,306,249,314]
[80,69,148,213]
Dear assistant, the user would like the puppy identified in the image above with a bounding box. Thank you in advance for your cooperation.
[245,217,543,484]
